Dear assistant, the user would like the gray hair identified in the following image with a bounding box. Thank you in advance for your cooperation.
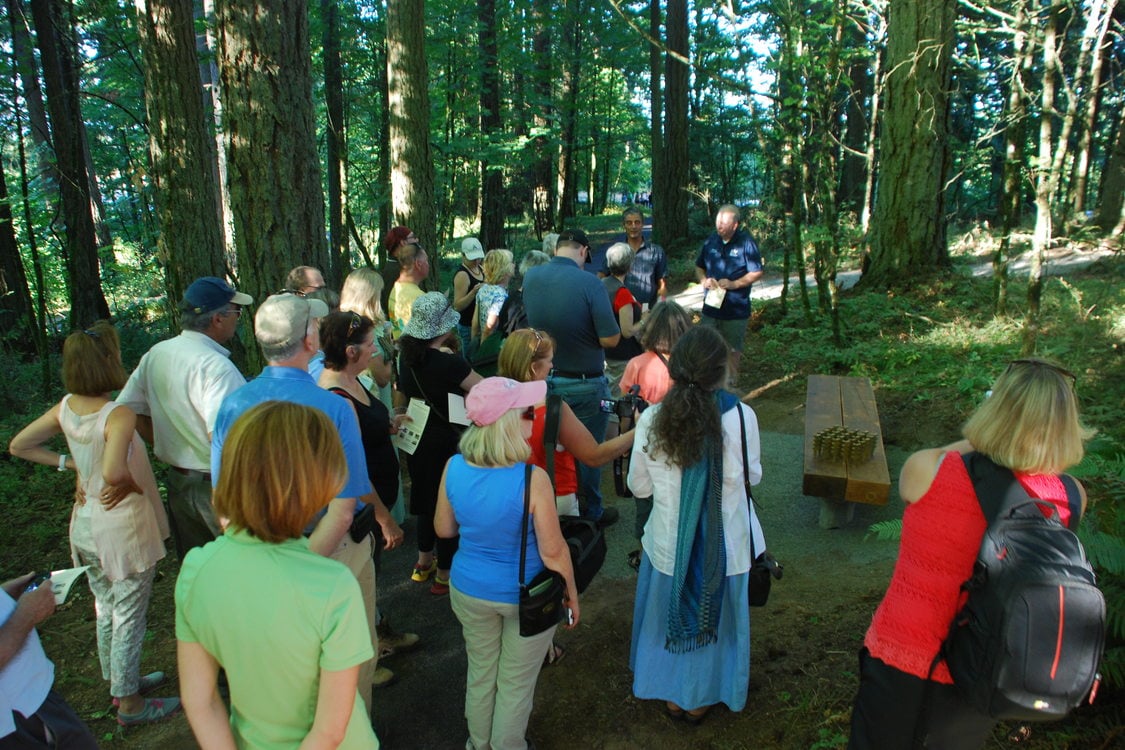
[261,339,302,363]
[605,242,635,277]
[179,302,214,332]
[717,204,741,221]
[520,250,551,275]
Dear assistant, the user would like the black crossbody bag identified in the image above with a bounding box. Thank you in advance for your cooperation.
[517,463,566,636]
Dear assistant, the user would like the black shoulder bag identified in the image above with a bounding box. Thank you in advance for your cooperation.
[518,463,566,636]
[736,402,782,607]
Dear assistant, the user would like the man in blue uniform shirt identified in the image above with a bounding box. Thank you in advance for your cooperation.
[695,204,764,381]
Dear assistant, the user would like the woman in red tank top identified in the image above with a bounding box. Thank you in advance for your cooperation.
[848,358,1091,750]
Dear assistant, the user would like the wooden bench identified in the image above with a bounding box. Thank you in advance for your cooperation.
[803,375,890,527]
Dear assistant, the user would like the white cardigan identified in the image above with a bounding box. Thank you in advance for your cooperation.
[627,401,765,576]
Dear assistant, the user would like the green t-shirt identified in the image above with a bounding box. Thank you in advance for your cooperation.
[388,281,423,339]
[176,530,378,749]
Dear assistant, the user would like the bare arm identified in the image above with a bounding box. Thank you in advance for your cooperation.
[695,265,715,289]
[365,491,403,550]
[178,640,236,750]
[367,355,393,389]
[617,301,637,340]
[558,402,634,467]
[460,370,484,393]
[452,270,480,312]
[307,498,356,557]
[0,583,55,671]
[598,332,621,349]
[717,269,764,290]
[102,407,140,489]
[435,464,459,539]
[9,404,73,470]
[529,467,579,628]
[899,439,974,504]
[298,666,360,750]
[657,277,668,299]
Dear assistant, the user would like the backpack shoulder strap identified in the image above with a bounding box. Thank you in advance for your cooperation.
[543,395,563,492]
[1060,474,1083,531]
[960,451,1032,524]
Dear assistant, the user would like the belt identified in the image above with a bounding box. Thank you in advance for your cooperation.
[171,466,211,481]
[551,370,605,380]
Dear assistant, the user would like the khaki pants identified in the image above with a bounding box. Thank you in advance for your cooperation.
[450,586,555,750]
[329,532,378,715]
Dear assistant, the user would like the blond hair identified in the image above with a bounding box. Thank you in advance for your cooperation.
[63,320,127,396]
[213,401,347,542]
[483,249,514,284]
[498,328,555,383]
[340,267,386,324]
[459,408,531,467]
[962,358,1092,474]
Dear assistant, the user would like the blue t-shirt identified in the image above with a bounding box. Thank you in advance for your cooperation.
[695,228,763,320]
[211,366,372,508]
[446,458,544,604]
[524,256,620,374]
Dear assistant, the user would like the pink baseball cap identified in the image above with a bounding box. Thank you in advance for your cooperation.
[465,377,547,427]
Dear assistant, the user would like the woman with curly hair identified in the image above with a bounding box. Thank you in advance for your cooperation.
[627,325,766,724]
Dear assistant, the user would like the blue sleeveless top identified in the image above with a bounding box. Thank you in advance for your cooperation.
[446,457,545,604]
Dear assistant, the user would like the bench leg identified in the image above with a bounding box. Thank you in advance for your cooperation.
[818,499,856,529]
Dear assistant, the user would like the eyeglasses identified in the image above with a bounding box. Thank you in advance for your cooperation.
[521,405,536,421]
[277,288,307,297]
[219,308,242,318]
[348,312,362,335]
[1006,358,1077,385]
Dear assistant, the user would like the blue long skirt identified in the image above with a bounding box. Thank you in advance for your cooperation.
[629,551,751,711]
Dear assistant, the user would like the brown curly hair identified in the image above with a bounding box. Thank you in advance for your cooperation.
[646,326,728,468]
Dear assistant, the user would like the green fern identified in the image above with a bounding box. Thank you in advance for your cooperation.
[865,519,902,542]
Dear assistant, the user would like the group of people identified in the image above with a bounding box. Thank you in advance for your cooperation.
[1,200,1093,750]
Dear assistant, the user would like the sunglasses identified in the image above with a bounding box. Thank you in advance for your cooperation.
[1006,358,1077,385]
[521,405,536,421]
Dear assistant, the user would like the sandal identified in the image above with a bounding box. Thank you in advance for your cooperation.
[626,549,641,571]
[683,705,711,726]
[117,697,182,727]
[430,574,450,595]
[542,642,566,667]
[411,559,437,582]
[664,702,684,720]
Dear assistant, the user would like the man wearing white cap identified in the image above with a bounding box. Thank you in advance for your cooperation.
[452,237,486,355]
[210,292,382,713]
[118,276,252,558]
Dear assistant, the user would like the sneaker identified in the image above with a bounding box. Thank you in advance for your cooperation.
[411,559,437,582]
[117,697,182,727]
[595,507,620,528]
[377,622,420,658]
[372,665,398,689]
[430,575,450,596]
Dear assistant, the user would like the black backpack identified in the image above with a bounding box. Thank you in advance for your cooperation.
[939,452,1105,721]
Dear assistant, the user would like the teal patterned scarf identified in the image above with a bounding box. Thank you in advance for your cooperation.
[665,393,733,653]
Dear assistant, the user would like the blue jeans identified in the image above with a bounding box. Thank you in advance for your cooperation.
[457,323,476,360]
[547,374,610,520]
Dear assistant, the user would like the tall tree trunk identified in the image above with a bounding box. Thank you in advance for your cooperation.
[386,0,437,283]
[838,23,869,216]
[214,0,328,336]
[662,0,689,250]
[995,3,1033,317]
[648,0,664,244]
[1025,3,1062,354]
[0,156,36,344]
[196,0,235,266]
[322,0,348,288]
[135,0,227,327]
[864,0,954,287]
[29,0,110,328]
[1095,97,1125,234]
[6,0,56,196]
[530,0,552,239]
[555,0,582,228]
[1069,0,1116,219]
[478,0,505,249]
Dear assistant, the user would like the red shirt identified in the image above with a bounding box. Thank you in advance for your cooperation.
[864,451,1071,683]
[527,403,577,496]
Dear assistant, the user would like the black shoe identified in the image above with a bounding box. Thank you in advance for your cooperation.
[595,507,619,528]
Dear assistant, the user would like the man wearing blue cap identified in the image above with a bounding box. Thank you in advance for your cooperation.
[118,277,252,559]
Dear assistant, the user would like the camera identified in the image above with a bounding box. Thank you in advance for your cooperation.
[599,385,647,419]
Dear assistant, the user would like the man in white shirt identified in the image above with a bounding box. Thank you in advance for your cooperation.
[118,277,252,559]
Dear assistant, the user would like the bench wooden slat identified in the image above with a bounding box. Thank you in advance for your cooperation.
[839,377,891,505]
[802,374,847,498]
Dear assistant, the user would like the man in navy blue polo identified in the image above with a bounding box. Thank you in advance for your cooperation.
[695,204,764,381]
[523,229,622,527]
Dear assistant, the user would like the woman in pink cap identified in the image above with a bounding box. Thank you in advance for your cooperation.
[435,377,579,750]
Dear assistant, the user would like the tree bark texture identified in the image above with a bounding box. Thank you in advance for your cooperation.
[386,0,437,281]
[0,156,36,343]
[214,0,328,303]
[6,0,56,197]
[530,0,553,238]
[648,0,664,245]
[865,0,954,287]
[1095,97,1125,234]
[135,0,227,325]
[29,0,110,328]
[555,0,582,228]
[478,0,505,249]
[662,0,689,249]
[323,0,348,288]
[196,0,235,264]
